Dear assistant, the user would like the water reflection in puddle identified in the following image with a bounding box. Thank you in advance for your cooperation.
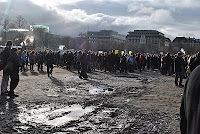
[67,88,76,91]
[18,104,95,126]
[89,88,114,95]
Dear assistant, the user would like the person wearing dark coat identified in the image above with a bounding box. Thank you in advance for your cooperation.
[37,51,44,71]
[165,53,172,75]
[180,65,200,134]
[120,54,127,73]
[79,50,88,79]
[46,51,54,77]
[6,48,20,97]
[29,51,35,72]
[175,52,185,87]
[0,40,12,95]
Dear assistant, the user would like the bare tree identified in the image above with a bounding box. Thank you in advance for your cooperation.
[61,36,70,49]
[1,16,10,44]
[8,15,29,45]
[13,15,28,29]
[33,28,50,48]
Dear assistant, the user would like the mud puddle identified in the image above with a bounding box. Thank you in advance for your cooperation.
[89,87,114,95]
[18,104,96,127]
[56,107,122,133]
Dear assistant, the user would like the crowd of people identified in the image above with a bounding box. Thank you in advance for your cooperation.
[53,49,199,87]
[1,40,200,133]
[1,40,200,98]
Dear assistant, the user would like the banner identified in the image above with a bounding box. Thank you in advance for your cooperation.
[115,50,119,54]
[121,51,124,55]
[99,51,103,54]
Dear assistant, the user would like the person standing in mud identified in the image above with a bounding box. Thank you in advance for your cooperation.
[115,53,120,72]
[103,52,108,72]
[55,51,60,67]
[0,40,12,95]
[46,50,54,77]
[160,55,165,75]
[165,53,172,76]
[25,51,29,70]
[37,51,44,71]
[98,53,104,71]
[29,51,35,72]
[175,52,185,87]
[87,51,92,73]
[79,50,88,79]
[109,50,115,72]
[138,54,144,72]
[128,53,135,73]
[146,54,151,70]
[120,54,127,73]
[66,51,74,71]
[77,51,82,73]
[20,50,26,72]
[6,48,20,97]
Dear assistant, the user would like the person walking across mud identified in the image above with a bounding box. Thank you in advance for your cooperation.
[79,50,88,79]
[180,64,200,134]
[0,40,12,95]
[46,50,54,77]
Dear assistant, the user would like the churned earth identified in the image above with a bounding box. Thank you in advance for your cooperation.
[0,66,185,134]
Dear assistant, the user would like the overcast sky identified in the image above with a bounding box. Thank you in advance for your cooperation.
[0,0,200,40]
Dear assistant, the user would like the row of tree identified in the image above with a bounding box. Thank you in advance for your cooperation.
[0,15,28,45]
[0,15,67,49]
[1,15,200,54]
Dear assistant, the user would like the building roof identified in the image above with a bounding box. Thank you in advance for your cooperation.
[30,25,49,32]
[127,30,164,36]
[165,38,171,42]
[172,37,194,43]
[1,29,29,32]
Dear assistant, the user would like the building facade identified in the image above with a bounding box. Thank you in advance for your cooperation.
[126,30,166,52]
[171,37,200,53]
[87,30,126,44]
[30,25,50,33]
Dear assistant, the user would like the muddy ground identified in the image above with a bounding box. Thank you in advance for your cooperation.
[0,66,185,134]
